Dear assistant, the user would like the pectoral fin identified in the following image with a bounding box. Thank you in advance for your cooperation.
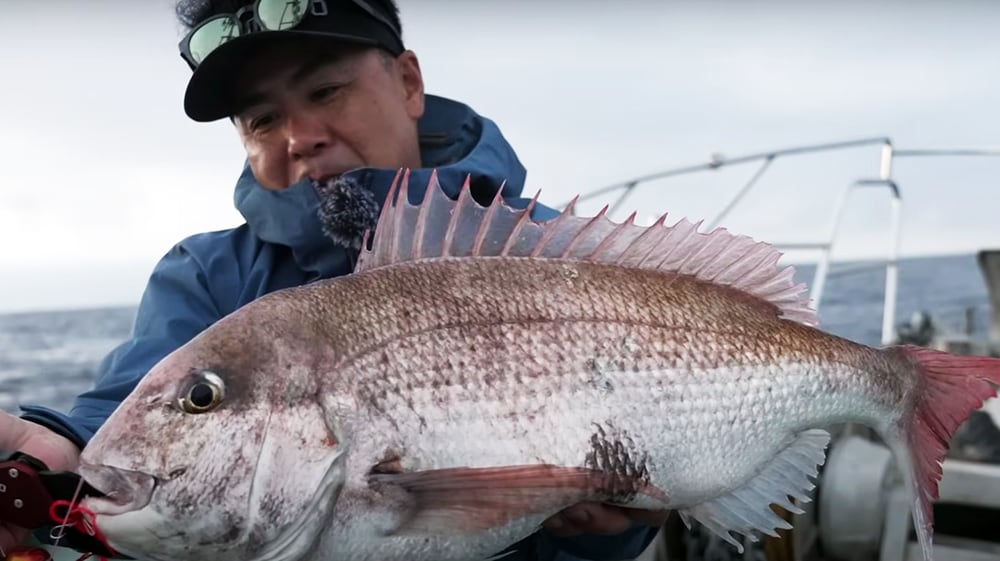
[369,463,666,535]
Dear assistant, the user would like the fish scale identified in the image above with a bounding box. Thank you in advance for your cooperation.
[77,170,1000,561]
[326,260,873,545]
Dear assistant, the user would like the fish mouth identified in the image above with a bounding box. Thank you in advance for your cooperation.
[78,463,157,515]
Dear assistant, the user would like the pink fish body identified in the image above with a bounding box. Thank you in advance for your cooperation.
[77,171,1000,561]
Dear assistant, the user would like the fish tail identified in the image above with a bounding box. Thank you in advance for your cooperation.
[886,344,1000,561]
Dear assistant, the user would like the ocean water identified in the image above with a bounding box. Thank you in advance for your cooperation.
[0,253,991,416]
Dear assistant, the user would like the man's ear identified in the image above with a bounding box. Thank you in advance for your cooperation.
[395,50,425,120]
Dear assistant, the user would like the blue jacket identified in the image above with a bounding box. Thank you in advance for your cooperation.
[20,95,657,561]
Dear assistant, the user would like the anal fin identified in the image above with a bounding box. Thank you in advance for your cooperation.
[679,429,830,553]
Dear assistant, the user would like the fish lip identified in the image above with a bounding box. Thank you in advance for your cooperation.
[78,462,158,515]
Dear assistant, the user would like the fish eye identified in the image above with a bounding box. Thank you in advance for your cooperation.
[177,370,225,414]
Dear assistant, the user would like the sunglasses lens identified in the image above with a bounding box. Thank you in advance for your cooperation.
[258,0,309,31]
[188,16,242,65]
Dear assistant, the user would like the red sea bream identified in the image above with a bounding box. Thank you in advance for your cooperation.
[77,171,1000,561]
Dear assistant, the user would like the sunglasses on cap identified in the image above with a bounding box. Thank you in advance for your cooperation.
[178,0,403,69]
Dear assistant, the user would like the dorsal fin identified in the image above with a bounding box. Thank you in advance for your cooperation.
[356,170,817,326]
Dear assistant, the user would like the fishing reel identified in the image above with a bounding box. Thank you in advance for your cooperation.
[0,451,118,560]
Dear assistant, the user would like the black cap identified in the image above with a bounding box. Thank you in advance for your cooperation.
[183,0,404,122]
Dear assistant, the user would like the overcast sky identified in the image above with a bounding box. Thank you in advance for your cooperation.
[2,0,999,313]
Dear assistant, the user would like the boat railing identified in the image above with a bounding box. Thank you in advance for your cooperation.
[564,138,1000,346]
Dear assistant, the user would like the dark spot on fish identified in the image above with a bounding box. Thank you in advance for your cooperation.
[588,358,615,393]
[584,422,651,504]
[247,495,287,550]
[357,381,392,416]
[183,507,244,547]
[216,514,243,545]
[371,454,405,475]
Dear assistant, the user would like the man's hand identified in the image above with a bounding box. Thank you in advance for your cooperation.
[0,411,80,554]
[543,503,670,537]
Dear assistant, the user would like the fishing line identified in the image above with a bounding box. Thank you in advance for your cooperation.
[49,476,85,546]
[44,476,115,561]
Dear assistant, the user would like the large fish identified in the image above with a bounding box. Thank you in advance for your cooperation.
[76,171,1000,561]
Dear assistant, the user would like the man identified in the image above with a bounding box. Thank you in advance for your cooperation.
[0,1,665,559]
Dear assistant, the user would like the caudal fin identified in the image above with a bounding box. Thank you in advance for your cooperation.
[891,344,1000,561]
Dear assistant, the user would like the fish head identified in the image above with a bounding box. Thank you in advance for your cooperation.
[77,301,348,561]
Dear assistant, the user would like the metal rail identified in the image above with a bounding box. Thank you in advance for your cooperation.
[564,138,1000,346]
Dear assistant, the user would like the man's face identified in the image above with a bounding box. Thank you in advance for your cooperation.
[231,41,425,190]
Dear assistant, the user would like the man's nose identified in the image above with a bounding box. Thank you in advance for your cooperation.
[287,115,331,159]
